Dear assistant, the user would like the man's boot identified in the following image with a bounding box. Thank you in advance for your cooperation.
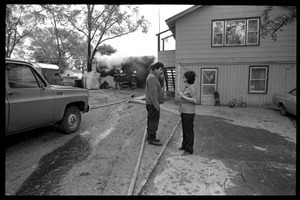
[148,138,162,146]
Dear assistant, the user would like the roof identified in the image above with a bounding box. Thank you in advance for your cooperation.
[6,58,31,65]
[165,5,203,35]
[33,62,59,70]
[64,69,83,73]
[6,58,60,70]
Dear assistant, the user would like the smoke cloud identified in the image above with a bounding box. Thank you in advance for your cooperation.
[93,53,156,88]
[94,52,127,70]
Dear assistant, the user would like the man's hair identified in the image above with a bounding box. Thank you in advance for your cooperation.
[150,62,164,70]
[184,70,196,84]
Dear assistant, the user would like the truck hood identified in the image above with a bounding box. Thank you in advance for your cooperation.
[50,85,78,89]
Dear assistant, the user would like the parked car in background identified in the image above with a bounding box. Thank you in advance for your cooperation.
[5,58,90,136]
[273,88,296,116]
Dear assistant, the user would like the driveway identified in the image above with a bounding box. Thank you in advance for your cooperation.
[6,89,295,195]
[140,99,296,195]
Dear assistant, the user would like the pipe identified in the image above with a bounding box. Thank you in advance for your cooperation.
[127,127,147,195]
[90,94,140,110]
[134,118,181,195]
[128,109,180,195]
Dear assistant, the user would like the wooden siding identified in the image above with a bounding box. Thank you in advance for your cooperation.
[175,6,296,64]
[174,63,296,106]
[158,50,176,68]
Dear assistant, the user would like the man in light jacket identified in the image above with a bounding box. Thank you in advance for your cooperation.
[145,62,164,146]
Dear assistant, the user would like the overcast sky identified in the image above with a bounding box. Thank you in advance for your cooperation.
[104,5,193,59]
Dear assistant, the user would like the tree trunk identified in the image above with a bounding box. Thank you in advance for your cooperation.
[52,11,62,69]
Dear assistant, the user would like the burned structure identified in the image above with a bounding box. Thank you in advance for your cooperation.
[94,56,156,88]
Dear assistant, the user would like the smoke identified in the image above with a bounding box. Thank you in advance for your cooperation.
[94,52,127,70]
[120,56,156,88]
[93,52,156,88]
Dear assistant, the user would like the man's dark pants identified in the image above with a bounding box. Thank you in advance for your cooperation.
[146,104,160,140]
[181,113,195,154]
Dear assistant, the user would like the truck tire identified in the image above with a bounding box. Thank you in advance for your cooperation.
[59,106,81,134]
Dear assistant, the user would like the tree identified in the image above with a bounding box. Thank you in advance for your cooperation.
[64,5,150,72]
[29,28,59,63]
[97,44,117,56]
[28,27,87,70]
[40,4,66,69]
[261,6,296,41]
[5,4,44,58]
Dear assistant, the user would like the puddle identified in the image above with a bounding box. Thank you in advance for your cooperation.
[15,135,91,195]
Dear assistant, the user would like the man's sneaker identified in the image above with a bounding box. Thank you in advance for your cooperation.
[148,139,162,146]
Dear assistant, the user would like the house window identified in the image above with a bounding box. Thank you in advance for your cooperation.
[225,19,245,46]
[212,17,259,47]
[247,19,259,45]
[212,21,224,46]
[248,66,268,94]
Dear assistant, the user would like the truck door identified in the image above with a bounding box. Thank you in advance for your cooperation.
[6,62,55,134]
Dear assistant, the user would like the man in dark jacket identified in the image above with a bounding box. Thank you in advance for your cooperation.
[145,62,164,146]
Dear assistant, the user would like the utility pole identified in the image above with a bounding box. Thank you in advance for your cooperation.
[157,5,161,53]
[158,5,160,33]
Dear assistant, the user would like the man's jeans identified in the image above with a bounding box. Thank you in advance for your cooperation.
[146,104,160,140]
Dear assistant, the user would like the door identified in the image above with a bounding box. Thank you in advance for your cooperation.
[201,68,218,105]
[6,62,55,134]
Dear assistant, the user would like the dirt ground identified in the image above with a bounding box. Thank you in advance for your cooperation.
[56,89,182,195]
[6,88,296,195]
[140,99,296,195]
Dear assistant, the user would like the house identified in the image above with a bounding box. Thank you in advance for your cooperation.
[62,69,85,79]
[157,5,296,106]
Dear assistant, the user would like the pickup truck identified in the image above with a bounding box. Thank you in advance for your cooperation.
[5,58,90,136]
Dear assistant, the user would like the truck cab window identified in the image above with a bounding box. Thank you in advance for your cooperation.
[6,64,45,88]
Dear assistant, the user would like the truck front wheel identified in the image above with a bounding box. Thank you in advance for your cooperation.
[59,106,81,134]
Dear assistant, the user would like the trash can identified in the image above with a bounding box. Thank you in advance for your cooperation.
[75,79,83,88]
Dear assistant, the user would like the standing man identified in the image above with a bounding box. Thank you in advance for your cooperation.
[131,71,138,89]
[118,70,125,89]
[145,62,164,146]
[113,69,120,89]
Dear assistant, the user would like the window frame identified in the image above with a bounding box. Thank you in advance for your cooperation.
[6,63,47,89]
[211,17,260,47]
[246,18,260,45]
[224,19,246,46]
[248,65,269,94]
[212,21,224,47]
